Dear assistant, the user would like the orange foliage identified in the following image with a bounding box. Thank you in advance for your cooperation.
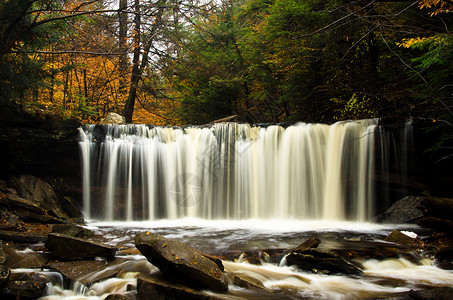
[419,0,453,15]
[25,0,179,125]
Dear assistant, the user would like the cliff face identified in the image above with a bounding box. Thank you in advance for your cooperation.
[0,106,82,205]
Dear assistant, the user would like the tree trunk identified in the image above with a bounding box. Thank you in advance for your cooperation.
[122,0,141,123]
[122,1,166,123]
[118,0,129,96]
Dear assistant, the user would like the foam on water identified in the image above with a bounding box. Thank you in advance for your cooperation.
[86,219,398,234]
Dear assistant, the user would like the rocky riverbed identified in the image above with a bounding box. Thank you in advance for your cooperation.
[1,175,453,299]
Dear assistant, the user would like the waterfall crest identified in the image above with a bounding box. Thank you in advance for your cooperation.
[78,119,410,221]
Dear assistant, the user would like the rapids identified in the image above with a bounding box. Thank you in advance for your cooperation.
[34,221,453,300]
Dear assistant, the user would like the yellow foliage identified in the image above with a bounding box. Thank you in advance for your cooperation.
[397,35,449,48]
[419,0,453,15]
[397,37,430,48]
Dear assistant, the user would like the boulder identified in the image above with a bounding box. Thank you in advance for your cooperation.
[285,248,363,275]
[100,112,126,124]
[384,230,418,246]
[292,237,321,252]
[8,175,70,221]
[137,273,228,300]
[332,240,416,266]
[3,244,49,269]
[409,287,453,300]
[0,193,48,216]
[419,196,453,221]
[284,238,362,275]
[50,224,94,238]
[0,272,50,299]
[227,273,271,293]
[105,294,136,300]
[223,248,286,265]
[46,258,126,286]
[0,230,47,243]
[376,195,424,224]
[135,232,228,292]
[418,217,453,233]
[58,196,83,220]
[45,233,117,260]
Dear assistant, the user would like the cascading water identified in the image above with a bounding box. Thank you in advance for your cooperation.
[78,119,411,222]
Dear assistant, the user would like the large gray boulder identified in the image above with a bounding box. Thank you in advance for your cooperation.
[135,232,228,292]
[376,195,424,224]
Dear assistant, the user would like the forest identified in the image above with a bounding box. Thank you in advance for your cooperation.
[0,0,451,129]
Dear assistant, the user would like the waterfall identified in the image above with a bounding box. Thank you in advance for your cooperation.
[78,119,411,221]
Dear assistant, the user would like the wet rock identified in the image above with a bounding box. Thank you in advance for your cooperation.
[227,273,271,293]
[137,273,228,300]
[284,237,362,275]
[0,242,10,283]
[434,243,453,262]
[3,244,49,269]
[285,248,362,275]
[0,193,62,223]
[46,258,126,286]
[292,237,321,252]
[135,232,228,292]
[384,230,418,246]
[419,196,453,221]
[105,293,136,300]
[0,230,47,243]
[224,248,286,265]
[333,240,416,266]
[0,193,46,215]
[1,272,50,299]
[45,233,117,260]
[0,241,6,264]
[0,265,10,283]
[0,225,17,231]
[409,286,453,300]
[376,195,424,224]
[8,175,70,221]
[50,223,94,238]
[58,195,83,220]
[418,217,453,233]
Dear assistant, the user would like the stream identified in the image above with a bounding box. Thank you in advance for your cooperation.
[22,219,453,299]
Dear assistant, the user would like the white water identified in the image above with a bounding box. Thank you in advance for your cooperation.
[39,257,453,299]
[78,119,399,222]
[38,257,453,300]
[18,220,445,300]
